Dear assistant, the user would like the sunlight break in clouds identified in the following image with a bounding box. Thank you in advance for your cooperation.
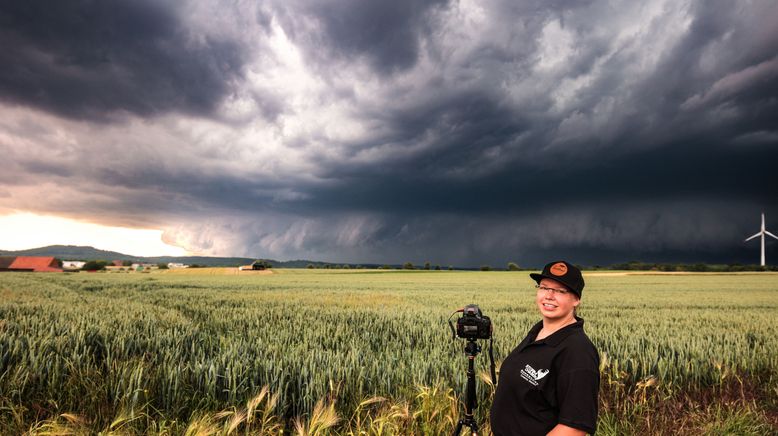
[0,213,188,257]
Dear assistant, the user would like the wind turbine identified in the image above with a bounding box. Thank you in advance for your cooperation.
[744,213,778,266]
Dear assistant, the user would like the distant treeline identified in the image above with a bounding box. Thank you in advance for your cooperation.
[600,261,778,272]
[307,261,778,272]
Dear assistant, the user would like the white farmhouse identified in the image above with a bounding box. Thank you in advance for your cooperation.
[62,261,86,270]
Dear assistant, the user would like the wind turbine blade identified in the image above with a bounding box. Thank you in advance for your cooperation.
[745,232,761,242]
[765,230,778,240]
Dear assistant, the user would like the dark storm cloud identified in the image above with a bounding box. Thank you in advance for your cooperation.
[261,0,778,264]
[1,0,777,266]
[0,0,245,120]
[319,89,534,181]
[623,1,778,140]
[294,141,778,218]
[279,0,450,74]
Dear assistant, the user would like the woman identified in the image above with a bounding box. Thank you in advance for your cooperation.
[490,260,599,436]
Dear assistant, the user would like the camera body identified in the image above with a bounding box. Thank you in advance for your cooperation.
[456,304,492,340]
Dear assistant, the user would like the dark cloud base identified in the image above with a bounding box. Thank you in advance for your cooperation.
[0,0,245,120]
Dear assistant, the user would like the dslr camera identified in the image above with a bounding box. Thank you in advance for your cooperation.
[456,304,492,340]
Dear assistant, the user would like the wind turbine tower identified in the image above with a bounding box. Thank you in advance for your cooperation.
[745,213,778,266]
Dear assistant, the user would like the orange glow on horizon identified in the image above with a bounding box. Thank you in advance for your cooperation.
[0,213,189,257]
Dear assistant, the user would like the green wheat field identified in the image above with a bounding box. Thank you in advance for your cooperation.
[1,269,777,435]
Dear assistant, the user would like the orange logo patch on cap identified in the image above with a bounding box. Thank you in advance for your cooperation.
[550,262,567,276]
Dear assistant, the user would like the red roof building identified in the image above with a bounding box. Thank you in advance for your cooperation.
[7,256,63,272]
[0,256,16,271]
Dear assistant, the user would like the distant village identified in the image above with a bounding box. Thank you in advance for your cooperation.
[0,256,269,273]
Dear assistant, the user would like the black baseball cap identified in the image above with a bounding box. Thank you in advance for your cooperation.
[530,260,585,297]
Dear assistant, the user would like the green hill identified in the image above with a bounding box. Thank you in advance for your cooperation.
[0,245,280,267]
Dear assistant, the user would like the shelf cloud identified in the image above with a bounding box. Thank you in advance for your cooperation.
[1,0,776,266]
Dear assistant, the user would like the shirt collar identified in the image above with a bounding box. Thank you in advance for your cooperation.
[529,317,585,347]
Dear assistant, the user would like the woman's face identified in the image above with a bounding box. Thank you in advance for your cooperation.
[536,278,580,321]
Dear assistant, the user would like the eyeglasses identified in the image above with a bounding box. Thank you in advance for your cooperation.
[535,284,570,296]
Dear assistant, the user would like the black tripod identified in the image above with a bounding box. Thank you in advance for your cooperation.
[452,339,481,436]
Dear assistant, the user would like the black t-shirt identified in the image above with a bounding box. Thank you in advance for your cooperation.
[490,317,599,436]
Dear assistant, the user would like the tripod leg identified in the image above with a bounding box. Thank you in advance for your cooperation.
[452,420,463,436]
[454,341,483,436]
[460,415,479,436]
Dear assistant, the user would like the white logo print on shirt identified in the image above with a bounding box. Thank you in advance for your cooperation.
[520,365,550,386]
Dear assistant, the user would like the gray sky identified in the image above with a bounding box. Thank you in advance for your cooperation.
[1,0,777,266]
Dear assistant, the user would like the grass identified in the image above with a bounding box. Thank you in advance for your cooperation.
[1,269,777,434]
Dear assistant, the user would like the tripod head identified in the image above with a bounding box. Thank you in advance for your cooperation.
[463,338,481,358]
